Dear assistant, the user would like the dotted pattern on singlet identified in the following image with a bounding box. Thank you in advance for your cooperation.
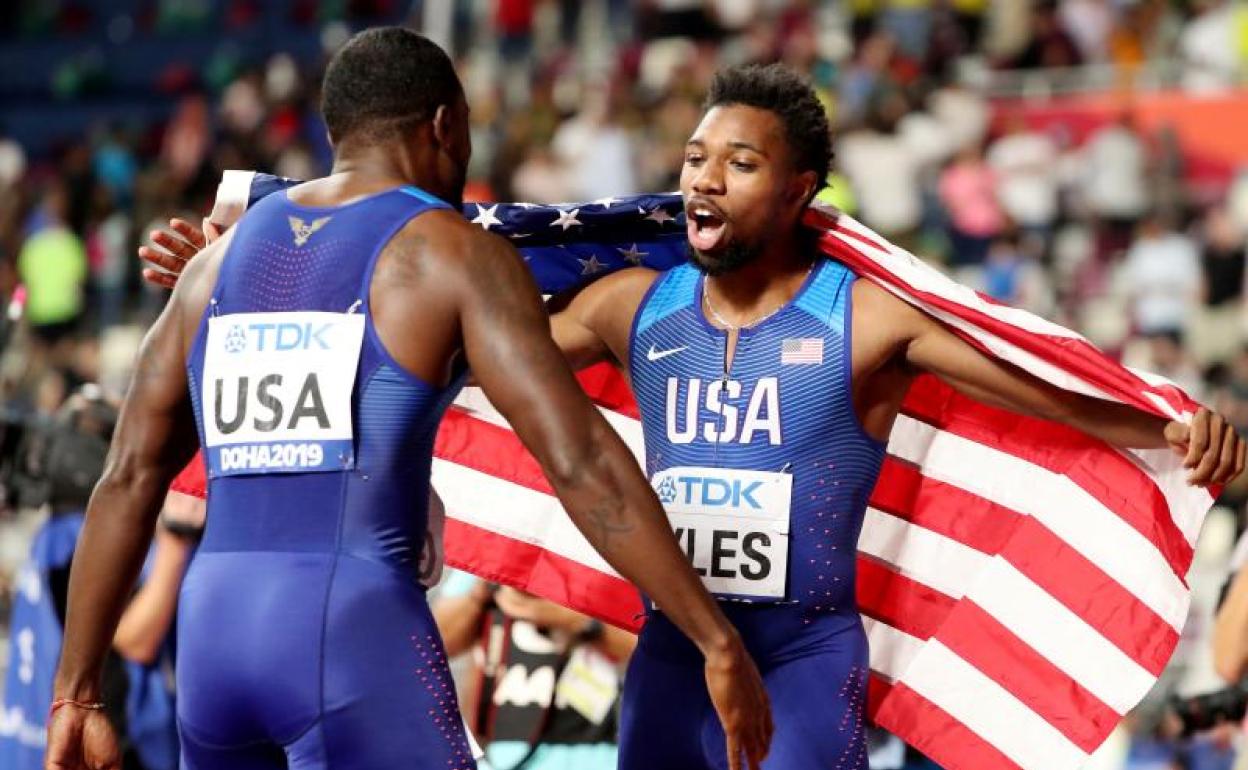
[834,665,869,769]
[412,632,476,770]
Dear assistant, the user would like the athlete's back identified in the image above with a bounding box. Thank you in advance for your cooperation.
[178,184,477,769]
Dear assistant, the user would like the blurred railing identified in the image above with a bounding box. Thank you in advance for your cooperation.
[963,58,1246,100]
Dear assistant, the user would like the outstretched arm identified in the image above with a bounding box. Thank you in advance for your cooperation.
[861,281,1246,486]
[48,254,207,770]
[452,230,772,770]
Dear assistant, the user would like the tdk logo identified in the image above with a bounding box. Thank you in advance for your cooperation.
[224,325,247,354]
[658,474,764,510]
[656,475,679,504]
[228,322,333,353]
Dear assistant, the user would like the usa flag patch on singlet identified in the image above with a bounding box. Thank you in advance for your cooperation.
[201,310,365,477]
[781,338,823,365]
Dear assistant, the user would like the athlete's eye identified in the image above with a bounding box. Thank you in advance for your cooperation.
[685,154,705,167]
[731,160,756,172]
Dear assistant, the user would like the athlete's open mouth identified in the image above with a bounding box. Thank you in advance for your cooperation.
[686,202,728,253]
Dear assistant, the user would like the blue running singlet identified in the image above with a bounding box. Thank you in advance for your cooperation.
[179,186,475,770]
[621,260,887,770]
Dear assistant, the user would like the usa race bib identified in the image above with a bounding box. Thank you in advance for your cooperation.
[202,311,365,477]
[650,466,791,601]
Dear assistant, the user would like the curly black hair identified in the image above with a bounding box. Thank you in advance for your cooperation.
[321,27,462,144]
[704,63,832,200]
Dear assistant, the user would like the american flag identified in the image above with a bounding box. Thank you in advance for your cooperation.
[182,172,1214,770]
[781,337,824,365]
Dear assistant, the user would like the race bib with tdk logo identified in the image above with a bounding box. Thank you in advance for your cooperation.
[201,311,365,477]
[650,466,791,601]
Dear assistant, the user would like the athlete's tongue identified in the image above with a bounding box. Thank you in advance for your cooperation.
[687,210,728,253]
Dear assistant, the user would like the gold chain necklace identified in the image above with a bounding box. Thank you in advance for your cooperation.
[701,264,815,331]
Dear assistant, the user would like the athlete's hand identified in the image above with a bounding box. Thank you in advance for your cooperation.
[45,706,120,770]
[138,218,220,289]
[1165,407,1247,487]
[704,633,773,770]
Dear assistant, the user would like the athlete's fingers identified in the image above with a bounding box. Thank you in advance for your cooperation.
[746,743,762,770]
[169,217,206,249]
[1184,409,1210,469]
[1190,412,1225,485]
[138,244,185,275]
[1236,436,1246,481]
[725,733,742,770]
[140,267,178,290]
[746,725,766,770]
[1214,426,1239,484]
[202,218,224,244]
[149,229,198,263]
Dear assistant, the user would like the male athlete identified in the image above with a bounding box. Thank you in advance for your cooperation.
[140,64,1246,769]
[45,29,773,770]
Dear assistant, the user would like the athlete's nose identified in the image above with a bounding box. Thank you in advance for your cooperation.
[691,158,726,197]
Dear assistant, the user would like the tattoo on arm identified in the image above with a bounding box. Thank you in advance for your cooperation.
[584,497,635,552]
[376,234,427,289]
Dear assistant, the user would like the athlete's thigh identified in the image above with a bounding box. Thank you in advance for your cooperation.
[617,642,717,770]
[317,557,476,770]
[760,648,870,770]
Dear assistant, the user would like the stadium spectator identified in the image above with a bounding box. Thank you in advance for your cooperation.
[1120,213,1202,337]
[1080,115,1152,260]
[837,91,923,240]
[987,118,1060,240]
[0,390,187,770]
[1006,1,1081,70]
[938,143,1005,265]
[17,185,87,349]
[433,573,635,770]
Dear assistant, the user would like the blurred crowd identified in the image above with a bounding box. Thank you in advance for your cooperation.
[4,1,1248,769]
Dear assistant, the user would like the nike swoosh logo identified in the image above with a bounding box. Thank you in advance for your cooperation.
[647,345,687,362]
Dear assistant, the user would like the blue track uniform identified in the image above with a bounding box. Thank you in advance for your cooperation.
[622,260,886,770]
[179,187,475,770]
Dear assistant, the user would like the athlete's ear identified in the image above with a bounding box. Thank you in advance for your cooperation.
[789,169,819,211]
[432,104,452,151]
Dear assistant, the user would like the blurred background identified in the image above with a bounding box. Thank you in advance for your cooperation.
[3,1,1248,768]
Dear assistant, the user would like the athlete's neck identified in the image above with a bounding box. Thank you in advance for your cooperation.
[705,228,816,323]
[319,144,457,205]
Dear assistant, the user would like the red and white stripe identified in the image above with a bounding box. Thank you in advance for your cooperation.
[433,210,1214,770]
[174,191,1215,770]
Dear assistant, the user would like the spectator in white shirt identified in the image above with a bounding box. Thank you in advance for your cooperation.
[1121,214,1202,336]
[988,118,1060,236]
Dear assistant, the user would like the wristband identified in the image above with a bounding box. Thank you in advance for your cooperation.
[50,698,106,717]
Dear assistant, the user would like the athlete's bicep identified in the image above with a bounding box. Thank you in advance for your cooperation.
[548,268,658,371]
[106,301,200,496]
[549,296,611,372]
[901,298,1076,420]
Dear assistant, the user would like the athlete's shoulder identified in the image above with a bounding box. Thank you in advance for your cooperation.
[563,266,659,333]
[585,266,662,303]
[391,209,512,267]
[381,209,541,309]
[850,272,931,344]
